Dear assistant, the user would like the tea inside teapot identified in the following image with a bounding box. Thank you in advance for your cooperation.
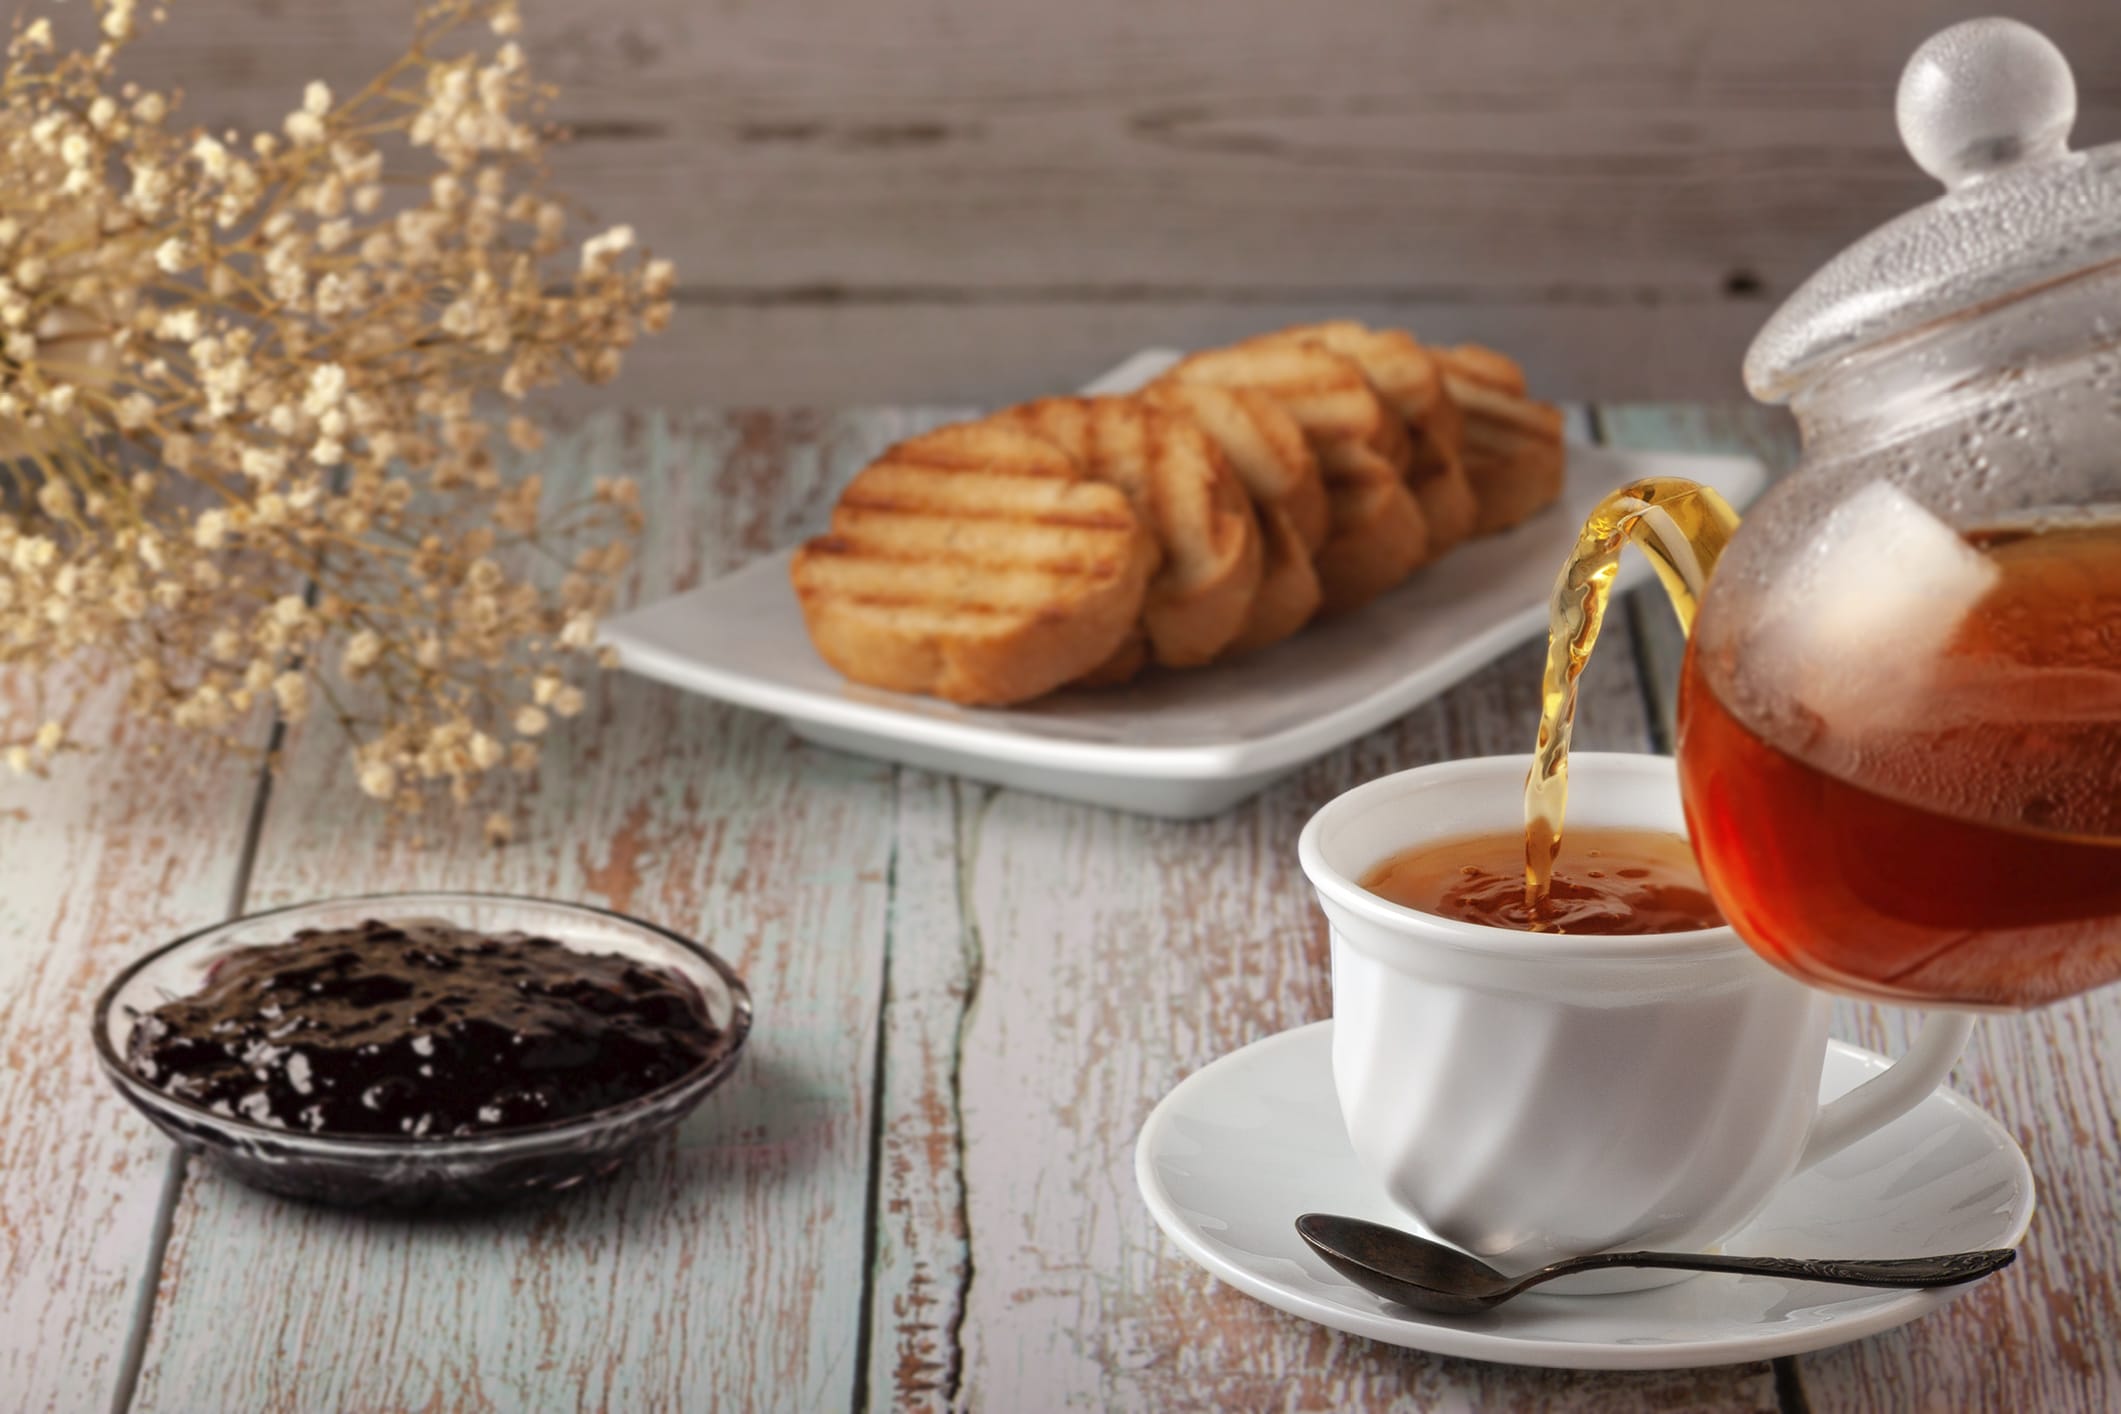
[1680,508,2121,1008]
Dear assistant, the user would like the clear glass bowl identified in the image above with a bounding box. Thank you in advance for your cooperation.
[92,892,752,1208]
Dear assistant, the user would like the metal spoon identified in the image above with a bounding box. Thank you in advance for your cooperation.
[1295,1213,2016,1317]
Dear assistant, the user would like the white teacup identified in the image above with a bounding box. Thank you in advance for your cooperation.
[1298,752,1973,1286]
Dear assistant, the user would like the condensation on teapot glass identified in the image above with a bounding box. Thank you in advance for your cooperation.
[1742,17,2121,405]
[1897,18,2075,190]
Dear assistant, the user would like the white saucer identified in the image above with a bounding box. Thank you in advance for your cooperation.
[1135,1021,2034,1370]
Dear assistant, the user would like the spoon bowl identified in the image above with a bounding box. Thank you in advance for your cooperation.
[1295,1213,2017,1316]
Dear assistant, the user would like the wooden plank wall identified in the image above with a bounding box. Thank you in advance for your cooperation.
[103,0,2121,407]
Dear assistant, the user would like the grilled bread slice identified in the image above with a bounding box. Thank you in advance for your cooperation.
[1312,466,1430,614]
[1437,344,1567,535]
[1217,502,1323,656]
[997,396,1262,668]
[1142,381,1328,552]
[1141,381,1326,653]
[1258,321,1480,557]
[1160,341,1428,612]
[790,421,1156,705]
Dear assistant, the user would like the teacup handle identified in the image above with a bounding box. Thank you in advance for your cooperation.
[1797,1012,1976,1171]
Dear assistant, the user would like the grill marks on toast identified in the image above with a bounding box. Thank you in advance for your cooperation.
[998,396,1263,668]
[790,422,1155,705]
[1141,380,1327,655]
[791,324,1568,707]
[1143,382,1328,552]
[1259,320,1481,557]
[837,465,1139,530]
[1160,340,1430,613]
[1167,339,1398,457]
[1437,344,1566,535]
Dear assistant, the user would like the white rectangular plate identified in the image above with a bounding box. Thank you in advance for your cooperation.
[603,355,1767,817]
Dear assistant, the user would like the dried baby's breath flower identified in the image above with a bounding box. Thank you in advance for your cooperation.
[0,0,664,818]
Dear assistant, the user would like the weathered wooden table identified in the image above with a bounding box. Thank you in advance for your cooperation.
[6,403,2115,1413]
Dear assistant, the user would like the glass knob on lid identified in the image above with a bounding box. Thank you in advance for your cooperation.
[1896,17,2074,190]
[1745,17,2121,403]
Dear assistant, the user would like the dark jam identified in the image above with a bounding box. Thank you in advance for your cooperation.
[124,920,722,1138]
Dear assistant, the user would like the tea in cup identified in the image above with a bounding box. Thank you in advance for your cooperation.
[1298,751,1973,1284]
[1359,823,1721,936]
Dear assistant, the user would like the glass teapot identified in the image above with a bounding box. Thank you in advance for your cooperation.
[1542,19,2121,1011]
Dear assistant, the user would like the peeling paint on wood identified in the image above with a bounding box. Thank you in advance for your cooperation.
[0,674,271,1412]
[124,411,920,1413]
[860,770,977,1412]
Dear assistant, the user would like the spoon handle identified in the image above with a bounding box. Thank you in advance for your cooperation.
[1540,1247,2016,1291]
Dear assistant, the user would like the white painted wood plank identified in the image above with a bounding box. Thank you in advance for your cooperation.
[860,770,977,1412]
[0,678,269,1412]
[122,410,926,1413]
[1599,402,2121,1414]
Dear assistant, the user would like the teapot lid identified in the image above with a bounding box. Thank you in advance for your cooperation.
[1746,18,2121,403]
